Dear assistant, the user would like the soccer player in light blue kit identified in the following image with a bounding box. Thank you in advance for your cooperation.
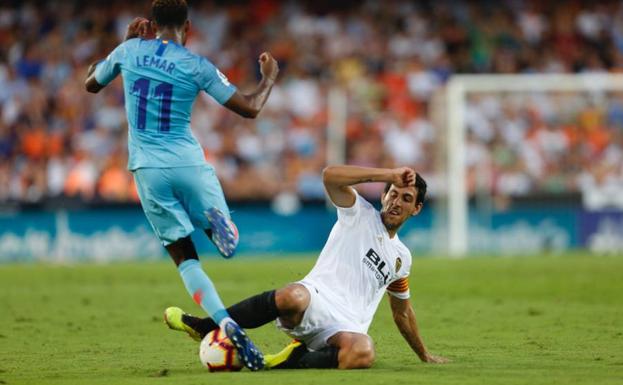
[84,0,278,371]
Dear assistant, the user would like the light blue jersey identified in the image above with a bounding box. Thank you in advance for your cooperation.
[94,38,236,170]
[94,38,237,245]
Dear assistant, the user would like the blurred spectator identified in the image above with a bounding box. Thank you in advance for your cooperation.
[1,0,623,205]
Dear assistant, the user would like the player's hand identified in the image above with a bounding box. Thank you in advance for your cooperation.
[423,354,450,364]
[138,18,156,40]
[259,52,279,83]
[124,17,155,41]
[390,167,416,188]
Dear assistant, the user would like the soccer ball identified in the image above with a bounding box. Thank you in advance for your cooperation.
[199,328,243,372]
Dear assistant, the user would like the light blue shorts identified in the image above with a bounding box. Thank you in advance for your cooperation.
[133,165,230,245]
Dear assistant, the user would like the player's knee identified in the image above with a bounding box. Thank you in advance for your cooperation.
[339,338,375,369]
[165,236,199,266]
[355,351,375,369]
[339,349,375,369]
[275,284,310,313]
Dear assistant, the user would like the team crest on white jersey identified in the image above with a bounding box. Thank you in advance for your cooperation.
[395,257,402,273]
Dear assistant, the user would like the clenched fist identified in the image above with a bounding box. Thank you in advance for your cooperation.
[259,52,279,83]
[390,167,416,188]
[124,17,155,41]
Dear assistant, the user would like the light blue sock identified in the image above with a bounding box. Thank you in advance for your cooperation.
[178,259,229,324]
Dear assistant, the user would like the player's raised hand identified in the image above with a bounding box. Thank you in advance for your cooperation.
[391,167,416,188]
[258,52,279,83]
[124,17,155,41]
[138,19,156,40]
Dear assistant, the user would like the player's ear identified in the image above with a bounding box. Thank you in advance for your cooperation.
[411,202,423,216]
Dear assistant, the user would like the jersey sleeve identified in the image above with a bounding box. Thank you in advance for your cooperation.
[387,249,412,299]
[94,41,128,86]
[335,190,371,227]
[387,277,410,299]
[195,57,237,105]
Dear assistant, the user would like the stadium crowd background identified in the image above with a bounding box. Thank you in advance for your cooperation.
[1,0,623,206]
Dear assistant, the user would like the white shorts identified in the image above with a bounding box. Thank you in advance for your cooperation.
[275,280,365,350]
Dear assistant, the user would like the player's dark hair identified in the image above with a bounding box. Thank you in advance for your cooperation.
[384,173,427,204]
[151,0,188,27]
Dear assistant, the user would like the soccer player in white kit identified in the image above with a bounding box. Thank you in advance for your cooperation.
[164,165,448,369]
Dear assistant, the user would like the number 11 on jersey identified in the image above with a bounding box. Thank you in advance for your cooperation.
[131,77,173,132]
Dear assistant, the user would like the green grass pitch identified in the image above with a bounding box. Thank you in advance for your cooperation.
[1,254,622,385]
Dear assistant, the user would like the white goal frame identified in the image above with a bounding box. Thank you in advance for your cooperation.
[445,73,623,257]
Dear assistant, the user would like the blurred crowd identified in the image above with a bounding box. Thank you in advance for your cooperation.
[2,0,623,206]
[465,92,623,209]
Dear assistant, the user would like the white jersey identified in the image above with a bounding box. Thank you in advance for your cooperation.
[302,191,412,334]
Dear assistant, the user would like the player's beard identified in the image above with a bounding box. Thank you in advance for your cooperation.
[380,211,402,231]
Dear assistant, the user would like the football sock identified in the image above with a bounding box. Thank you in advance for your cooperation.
[177,259,229,325]
[274,346,339,369]
[296,346,339,369]
[183,290,278,336]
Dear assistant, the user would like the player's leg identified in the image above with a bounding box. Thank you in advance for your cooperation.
[179,164,238,258]
[266,332,374,370]
[166,283,309,337]
[267,288,375,369]
[169,248,265,371]
[328,332,375,369]
[166,283,349,369]
[133,168,231,340]
[264,340,335,369]
[170,165,263,370]
[165,236,230,325]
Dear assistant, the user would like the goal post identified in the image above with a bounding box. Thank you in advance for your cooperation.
[445,73,623,257]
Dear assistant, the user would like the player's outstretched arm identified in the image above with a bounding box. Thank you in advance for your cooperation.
[322,165,416,208]
[389,295,449,364]
[224,52,279,119]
